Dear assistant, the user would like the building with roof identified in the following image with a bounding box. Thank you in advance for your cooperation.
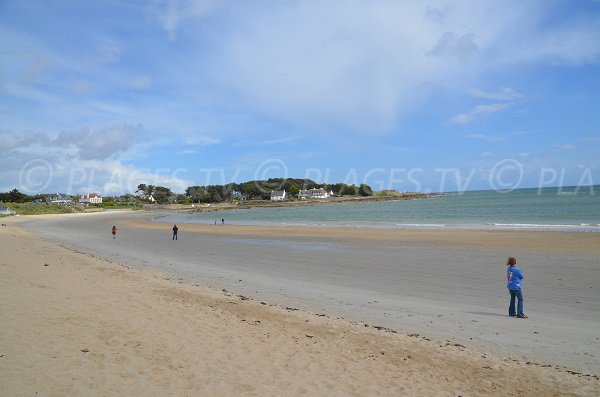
[44,193,73,206]
[298,188,332,199]
[79,193,103,204]
[270,190,287,201]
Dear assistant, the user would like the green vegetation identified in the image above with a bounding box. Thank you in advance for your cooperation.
[1,178,390,213]
[340,184,357,195]
[184,179,372,203]
[102,204,144,210]
[3,202,75,215]
[373,189,404,197]
[0,189,31,203]
[358,183,373,196]
[101,194,144,210]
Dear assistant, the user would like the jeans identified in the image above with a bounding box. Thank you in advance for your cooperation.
[509,289,524,317]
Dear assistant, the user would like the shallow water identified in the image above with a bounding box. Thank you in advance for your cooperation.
[161,186,600,232]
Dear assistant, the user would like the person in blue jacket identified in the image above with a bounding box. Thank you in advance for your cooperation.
[506,257,527,318]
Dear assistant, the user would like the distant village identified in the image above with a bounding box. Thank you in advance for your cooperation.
[0,179,391,215]
[269,188,334,201]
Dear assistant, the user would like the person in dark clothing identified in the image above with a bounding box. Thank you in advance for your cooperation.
[172,224,178,240]
[112,225,117,239]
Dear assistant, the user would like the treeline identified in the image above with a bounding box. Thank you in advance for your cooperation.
[0,189,43,203]
[1,179,375,206]
[135,179,374,204]
[182,179,373,203]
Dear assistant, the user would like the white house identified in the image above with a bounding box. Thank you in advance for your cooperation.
[80,193,103,204]
[298,188,331,199]
[270,190,286,201]
[137,191,156,202]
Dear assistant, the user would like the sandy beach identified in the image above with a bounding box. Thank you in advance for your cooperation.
[1,212,599,396]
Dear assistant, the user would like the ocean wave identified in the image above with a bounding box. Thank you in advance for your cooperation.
[491,223,600,231]
[395,223,446,228]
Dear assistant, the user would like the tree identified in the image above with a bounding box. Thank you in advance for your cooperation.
[0,189,31,203]
[176,194,191,204]
[240,182,262,199]
[340,185,358,196]
[326,183,347,195]
[358,183,373,196]
[152,186,172,204]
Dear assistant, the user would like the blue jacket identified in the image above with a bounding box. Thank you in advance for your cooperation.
[507,266,524,290]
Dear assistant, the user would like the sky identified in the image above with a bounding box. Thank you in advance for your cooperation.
[1,0,600,195]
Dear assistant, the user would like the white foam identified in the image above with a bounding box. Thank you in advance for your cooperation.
[395,223,446,228]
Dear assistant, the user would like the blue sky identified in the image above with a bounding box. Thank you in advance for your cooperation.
[1,0,599,194]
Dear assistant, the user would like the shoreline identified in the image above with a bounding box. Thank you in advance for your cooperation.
[11,212,600,374]
[153,217,600,234]
[1,218,599,395]
[138,215,600,255]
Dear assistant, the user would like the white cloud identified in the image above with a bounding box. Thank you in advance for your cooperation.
[208,2,453,133]
[150,0,222,40]
[183,135,220,146]
[260,135,305,145]
[428,32,478,60]
[130,76,152,90]
[0,124,194,194]
[467,87,522,101]
[1,1,599,193]
[465,130,528,143]
[89,43,121,65]
[5,1,600,142]
[558,143,577,150]
[95,160,194,195]
[54,124,142,160]
[529,17,600,65]
[70,81,92,94]
[178,149,198,155]
[467,133,507,142]
[194,1,600,134]
[451,103,511,124]
[480,151,497,158]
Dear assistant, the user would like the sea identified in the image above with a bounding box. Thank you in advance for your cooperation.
[158,186,600,232]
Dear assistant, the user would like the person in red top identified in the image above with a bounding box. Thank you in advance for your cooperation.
[112,225,117,239]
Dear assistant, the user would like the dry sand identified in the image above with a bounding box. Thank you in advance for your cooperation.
[1,213,599,396]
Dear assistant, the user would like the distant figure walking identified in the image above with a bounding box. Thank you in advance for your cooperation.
[112,225,117,239]
[172,224,178,240]
[221,218,225,225]
[506,257,527,318]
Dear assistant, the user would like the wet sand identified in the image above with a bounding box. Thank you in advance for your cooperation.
[1,212,599,395]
